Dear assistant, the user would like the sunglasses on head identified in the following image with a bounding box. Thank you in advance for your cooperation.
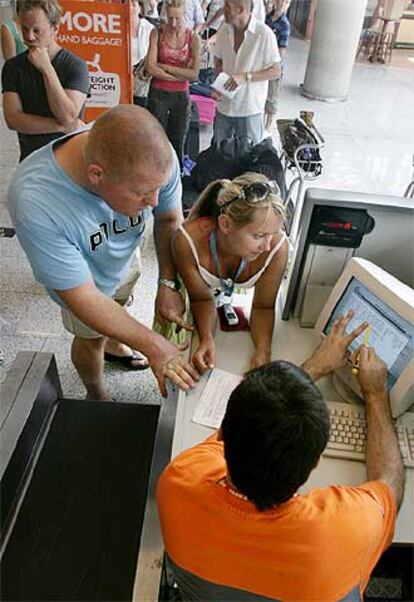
[220,181,280,212]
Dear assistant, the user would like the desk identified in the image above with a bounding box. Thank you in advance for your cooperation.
[171,309,414,545]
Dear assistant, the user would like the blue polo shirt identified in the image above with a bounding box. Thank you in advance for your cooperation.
[8,133,181,306]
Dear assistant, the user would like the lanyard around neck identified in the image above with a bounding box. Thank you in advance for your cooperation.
[209,229,248,298]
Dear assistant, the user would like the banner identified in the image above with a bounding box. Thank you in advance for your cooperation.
[58,1,132,121]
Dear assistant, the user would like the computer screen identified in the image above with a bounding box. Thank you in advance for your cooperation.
[323,278,414,390]
[316,258,414,418]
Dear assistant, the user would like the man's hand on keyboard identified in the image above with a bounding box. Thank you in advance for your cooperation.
[302,310,369,381]
[354,346,388,402]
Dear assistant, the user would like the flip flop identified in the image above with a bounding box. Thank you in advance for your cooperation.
[104,351,149,371]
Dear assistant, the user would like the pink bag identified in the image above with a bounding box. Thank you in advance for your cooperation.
[190,94,216,125]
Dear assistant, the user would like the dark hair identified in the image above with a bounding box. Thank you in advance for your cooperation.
[18,0,62,26]
[221,361,330,511]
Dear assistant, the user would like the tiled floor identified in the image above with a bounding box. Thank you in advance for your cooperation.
[1,34,413,402]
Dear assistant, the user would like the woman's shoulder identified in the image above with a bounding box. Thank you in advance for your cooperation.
[181,217,214,242]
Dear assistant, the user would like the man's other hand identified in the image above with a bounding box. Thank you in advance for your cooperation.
[302,310,369,381]
[62,118,85,134]
[224,73,246,91]
[155,285,194,333]
[28,46,52,74]
[354,345,388,401]
[149,339,200,397]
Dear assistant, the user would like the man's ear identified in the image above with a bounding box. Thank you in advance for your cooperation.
[87,163,105,187]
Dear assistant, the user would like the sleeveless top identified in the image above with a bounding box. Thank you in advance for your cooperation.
[178,224,287,303]
[4,19,27,55]
[151,28,192,93]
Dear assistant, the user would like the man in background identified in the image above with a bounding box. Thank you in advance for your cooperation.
[2,0,89,161]
[212,0,281,145]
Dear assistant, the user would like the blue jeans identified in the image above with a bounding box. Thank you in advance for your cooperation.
[213,111,264,146]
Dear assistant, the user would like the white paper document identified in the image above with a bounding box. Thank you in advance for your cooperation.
[211,72,239,99]
[192,368,243,429]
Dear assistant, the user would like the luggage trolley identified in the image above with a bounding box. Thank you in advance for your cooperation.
[404,154,414,199]
[277,116,325,242]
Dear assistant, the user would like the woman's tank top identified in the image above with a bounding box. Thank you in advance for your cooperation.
[4,19,27,55]
[151,28,192,93]
[178,224,287,301]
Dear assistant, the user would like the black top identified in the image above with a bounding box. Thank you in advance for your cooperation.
[2,48,90,161]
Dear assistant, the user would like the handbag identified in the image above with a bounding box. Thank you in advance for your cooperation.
[133,57,151,99]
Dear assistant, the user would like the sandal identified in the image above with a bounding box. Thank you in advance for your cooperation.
[104,351,149,371]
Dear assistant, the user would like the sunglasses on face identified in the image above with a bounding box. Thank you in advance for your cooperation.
[219,181,280,212]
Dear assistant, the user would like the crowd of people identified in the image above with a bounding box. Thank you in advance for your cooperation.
[1,0,407,599]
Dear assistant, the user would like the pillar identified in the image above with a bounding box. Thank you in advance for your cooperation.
[302,0,367,102]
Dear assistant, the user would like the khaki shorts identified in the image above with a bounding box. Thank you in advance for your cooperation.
[61,250,142,339]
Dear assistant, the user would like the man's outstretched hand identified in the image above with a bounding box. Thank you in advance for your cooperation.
[302,310,369,381]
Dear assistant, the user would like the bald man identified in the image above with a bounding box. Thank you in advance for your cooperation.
[8,105,199,400]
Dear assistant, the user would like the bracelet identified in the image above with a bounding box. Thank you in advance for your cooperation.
[158,277,181,291]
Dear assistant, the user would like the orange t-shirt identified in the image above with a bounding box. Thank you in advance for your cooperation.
[156,434,396,602]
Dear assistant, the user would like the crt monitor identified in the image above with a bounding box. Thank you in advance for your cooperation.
[315,258,414,418]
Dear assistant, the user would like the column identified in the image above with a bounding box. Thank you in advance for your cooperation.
[302,0,367,102]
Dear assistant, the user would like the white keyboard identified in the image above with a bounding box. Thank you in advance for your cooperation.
[325,401,414,469]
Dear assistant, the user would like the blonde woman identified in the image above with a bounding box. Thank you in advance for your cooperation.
[172,173,288,373]
[146,0,200,166]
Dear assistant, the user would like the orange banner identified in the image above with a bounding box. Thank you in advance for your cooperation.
[57,0,132,121]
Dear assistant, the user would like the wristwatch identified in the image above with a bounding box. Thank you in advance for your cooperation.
[158,277,181,291]
[246,72,252,83]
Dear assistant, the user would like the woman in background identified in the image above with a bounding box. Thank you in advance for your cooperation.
[172,172,288,373]
[1,1,26,60]
[146,0,200,167]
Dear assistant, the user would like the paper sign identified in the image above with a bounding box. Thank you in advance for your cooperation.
[58,1,133,121]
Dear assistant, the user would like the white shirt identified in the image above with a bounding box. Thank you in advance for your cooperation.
[131,18,154,65]
[214,16,280,117]
[252,0,266,23]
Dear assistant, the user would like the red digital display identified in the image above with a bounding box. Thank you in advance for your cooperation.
[325,221,353,230]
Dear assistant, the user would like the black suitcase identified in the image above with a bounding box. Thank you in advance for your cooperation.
[184,101,200,161]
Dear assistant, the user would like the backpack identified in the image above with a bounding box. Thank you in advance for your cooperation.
[190,136,253,192]
[245,137,287,201]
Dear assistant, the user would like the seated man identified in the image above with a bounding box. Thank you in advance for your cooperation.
[157,312,404,601]
[1,0,89,161]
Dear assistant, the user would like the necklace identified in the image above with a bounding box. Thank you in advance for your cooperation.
[217,477,249,501]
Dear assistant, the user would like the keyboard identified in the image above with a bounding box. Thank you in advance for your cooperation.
[325,401,414,469]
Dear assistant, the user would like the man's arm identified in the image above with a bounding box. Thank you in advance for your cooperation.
[357,346,405,510]
[153,206,193,332]
[28,47,86,126]
[224,63,281,90]
[56,280,198,397]
[3,91,80,134]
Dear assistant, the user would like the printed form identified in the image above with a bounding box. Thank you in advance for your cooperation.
[192,369,243,429]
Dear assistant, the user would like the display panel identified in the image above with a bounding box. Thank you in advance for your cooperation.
[323,278,414,389]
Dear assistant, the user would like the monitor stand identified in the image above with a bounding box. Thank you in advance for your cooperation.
[331,372,365,406]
